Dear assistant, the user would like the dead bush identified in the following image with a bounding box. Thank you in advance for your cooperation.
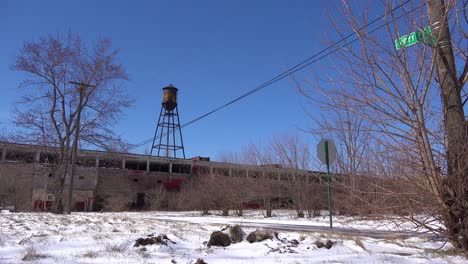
[102,193,131,212]
[21,246,48,261]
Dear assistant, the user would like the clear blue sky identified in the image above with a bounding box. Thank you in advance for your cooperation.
[1,1,387,162]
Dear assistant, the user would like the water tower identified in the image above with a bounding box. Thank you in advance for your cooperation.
[150,84,186,158]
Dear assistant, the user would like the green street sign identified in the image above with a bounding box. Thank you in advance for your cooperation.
[395,26,436,50]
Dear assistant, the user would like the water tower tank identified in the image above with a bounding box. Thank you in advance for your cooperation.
[162,84,178,111]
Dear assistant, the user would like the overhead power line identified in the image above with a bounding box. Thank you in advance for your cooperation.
[130,0,419,152]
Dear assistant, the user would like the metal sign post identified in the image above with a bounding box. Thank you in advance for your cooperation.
[317,139,337,229]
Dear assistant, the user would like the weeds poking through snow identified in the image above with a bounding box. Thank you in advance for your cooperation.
[0,234,7,247]
[18,236,32,245]
[21,246,48,261]
[82,250,98,258]
[137,247,151,258]
[105,242,129,253]
[354,237,367,251]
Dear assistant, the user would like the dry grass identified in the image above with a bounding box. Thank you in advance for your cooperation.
[424,248,467,258]
[18,236,32,245]
[104,241,129,253]
[354,237,367,251]
[82,250,98,258]
[0,234,7,247]
[21,246,48,261]
[137,247,150,258]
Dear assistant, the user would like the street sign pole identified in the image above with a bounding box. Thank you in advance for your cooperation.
[325,141,333,229]
[317,138,336,230]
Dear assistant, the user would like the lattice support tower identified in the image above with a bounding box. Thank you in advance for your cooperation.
[150,84,186,158]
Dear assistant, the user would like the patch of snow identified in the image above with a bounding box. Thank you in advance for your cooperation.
[0,211,465,263]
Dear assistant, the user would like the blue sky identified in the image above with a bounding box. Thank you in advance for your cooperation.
[1,1,393,163]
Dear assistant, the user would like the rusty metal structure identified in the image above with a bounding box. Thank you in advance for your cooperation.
[150,84,185,158]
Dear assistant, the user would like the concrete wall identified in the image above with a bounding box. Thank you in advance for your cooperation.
[0,142,326,211]
[95,168,189,208]
[0,162,35,211]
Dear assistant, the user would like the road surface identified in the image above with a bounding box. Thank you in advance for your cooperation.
[148,215,441,240]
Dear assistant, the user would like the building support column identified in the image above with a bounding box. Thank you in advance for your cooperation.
[2,148,7,161]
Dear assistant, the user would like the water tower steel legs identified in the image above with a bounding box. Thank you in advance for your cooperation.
[175,106,186,159]
[150,105,185,159]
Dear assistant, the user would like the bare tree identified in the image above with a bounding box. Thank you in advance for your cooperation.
[300,0,467,250]
[268,134,312,218]
[219,133,317,218]
[11,32,133,214]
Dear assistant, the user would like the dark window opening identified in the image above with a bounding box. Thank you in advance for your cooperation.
[280,173,290,181]
[133,178,139,182]
[5,150,36,163]
[309,174,321,184]
[249,170,261,179]
[40,153,59,164]
[191,165,210,176]
[266,172,278,180]
[149,162,169,172]
[76,157,97,167]
[297,174,306,182]
[214,167,230,177]
[135,193,145,209]
[99,159,121,169]
[232,169,246,178]
[125,160,147,171]
[172,164,191,174]
[78,175,84,180]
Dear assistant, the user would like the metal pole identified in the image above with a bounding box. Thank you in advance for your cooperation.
[175,106,186,159]
[157,110,166,157]
[150,106,163,156]
[325,141,333,229]
[171,112,177,158]
[166,111,170,158]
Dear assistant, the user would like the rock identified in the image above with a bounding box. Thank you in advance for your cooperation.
[325,240,334,249]
[195,258,207,264]
[314,239,335,249]
[229,225,244,243]
[134,234,175,247]
[207,231,231,247]
[290,239,299,246]
[246,229,272,243]
[134,237,156,247]
[314,240,325,248]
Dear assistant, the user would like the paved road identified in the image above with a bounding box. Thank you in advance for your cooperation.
[150,216,442,240]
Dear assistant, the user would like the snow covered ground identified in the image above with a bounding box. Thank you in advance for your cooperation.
[0,210,466,263]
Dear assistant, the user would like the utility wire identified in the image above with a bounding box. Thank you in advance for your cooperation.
[130,0,419,151]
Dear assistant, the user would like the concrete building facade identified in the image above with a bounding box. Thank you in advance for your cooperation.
[0,142,325,212]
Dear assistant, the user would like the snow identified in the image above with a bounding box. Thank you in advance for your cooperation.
[0,210,466,263]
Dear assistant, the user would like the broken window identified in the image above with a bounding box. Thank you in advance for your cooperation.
[99,159,121,169]
[172,163,191,174]
[149,162,169,172]
[125,160,147,171]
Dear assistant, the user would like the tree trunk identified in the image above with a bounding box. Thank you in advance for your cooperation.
[426,0,468,250]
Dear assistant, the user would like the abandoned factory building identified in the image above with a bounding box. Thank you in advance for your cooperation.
[0,142,325,212]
